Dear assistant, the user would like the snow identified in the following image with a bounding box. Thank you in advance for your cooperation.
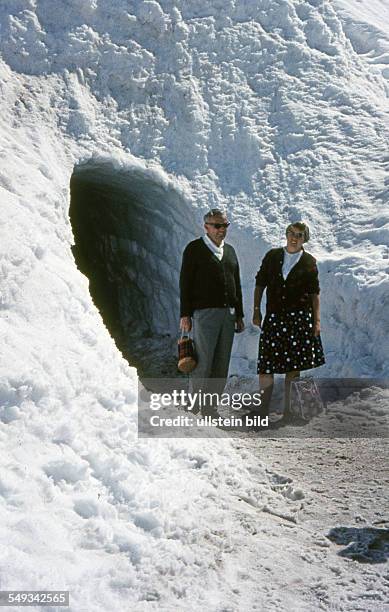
[0,0,388,610]
[333,0,389,84]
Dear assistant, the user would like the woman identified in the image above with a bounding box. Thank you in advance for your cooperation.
[253,222,325,422]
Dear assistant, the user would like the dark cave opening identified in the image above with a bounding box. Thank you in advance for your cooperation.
[69,159,196,377]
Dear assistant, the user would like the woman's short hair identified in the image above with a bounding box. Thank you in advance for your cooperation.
[286,222,310,242]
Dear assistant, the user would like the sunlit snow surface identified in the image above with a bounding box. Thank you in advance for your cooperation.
[0,1,388,610]
[333,0,389,85]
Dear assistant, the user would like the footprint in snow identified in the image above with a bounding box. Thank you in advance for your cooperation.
[327,526,389,564]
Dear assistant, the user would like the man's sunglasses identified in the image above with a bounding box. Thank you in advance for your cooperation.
[205,222,230,229]
[287,230,305,239]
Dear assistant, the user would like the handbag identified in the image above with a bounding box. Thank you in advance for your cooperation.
[177,331,197,374]
[289,377,324,421]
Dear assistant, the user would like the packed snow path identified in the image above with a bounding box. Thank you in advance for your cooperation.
[234,435,389,610]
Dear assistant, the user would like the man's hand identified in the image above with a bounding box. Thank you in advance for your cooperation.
[252,309,262,328]
[235,317,245,333]
[180,316,192,333]
[313,320,321,337]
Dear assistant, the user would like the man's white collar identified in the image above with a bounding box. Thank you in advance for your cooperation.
[203,234,224,260]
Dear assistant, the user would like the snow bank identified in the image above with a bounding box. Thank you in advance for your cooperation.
[2,0,388,376]
[334,0,389,85]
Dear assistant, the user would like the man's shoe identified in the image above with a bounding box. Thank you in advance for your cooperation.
[281,409,294,424]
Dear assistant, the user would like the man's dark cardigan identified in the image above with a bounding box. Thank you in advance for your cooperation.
[255,247,320,314]
[180,238,244,318]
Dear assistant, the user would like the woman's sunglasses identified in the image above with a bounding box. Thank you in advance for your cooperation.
[287,230,305,239]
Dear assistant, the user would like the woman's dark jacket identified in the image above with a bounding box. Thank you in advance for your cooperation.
[255,247,320,314]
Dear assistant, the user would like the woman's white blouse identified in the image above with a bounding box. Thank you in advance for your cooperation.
[282,248,304,280]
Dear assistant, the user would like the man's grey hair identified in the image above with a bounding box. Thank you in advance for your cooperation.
[203,208,227,223]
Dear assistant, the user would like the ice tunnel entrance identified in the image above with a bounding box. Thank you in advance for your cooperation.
[70,160,196,377]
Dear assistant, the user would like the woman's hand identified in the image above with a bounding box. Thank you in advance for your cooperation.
[252,309,262,328]
[312,295,321,337]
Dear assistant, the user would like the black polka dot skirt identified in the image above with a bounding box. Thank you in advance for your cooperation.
[257,309,325,374]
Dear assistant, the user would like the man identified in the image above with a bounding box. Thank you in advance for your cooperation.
[180,209,244,415]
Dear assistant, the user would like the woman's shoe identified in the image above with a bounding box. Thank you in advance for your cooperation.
[268,412,283,423]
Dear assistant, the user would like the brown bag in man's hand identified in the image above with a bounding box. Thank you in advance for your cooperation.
[177,333,197,374]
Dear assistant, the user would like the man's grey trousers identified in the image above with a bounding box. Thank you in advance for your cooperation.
[190,308,236,406]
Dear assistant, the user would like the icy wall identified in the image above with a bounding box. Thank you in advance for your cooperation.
[69,161,195,343]
[1,0,388,377]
